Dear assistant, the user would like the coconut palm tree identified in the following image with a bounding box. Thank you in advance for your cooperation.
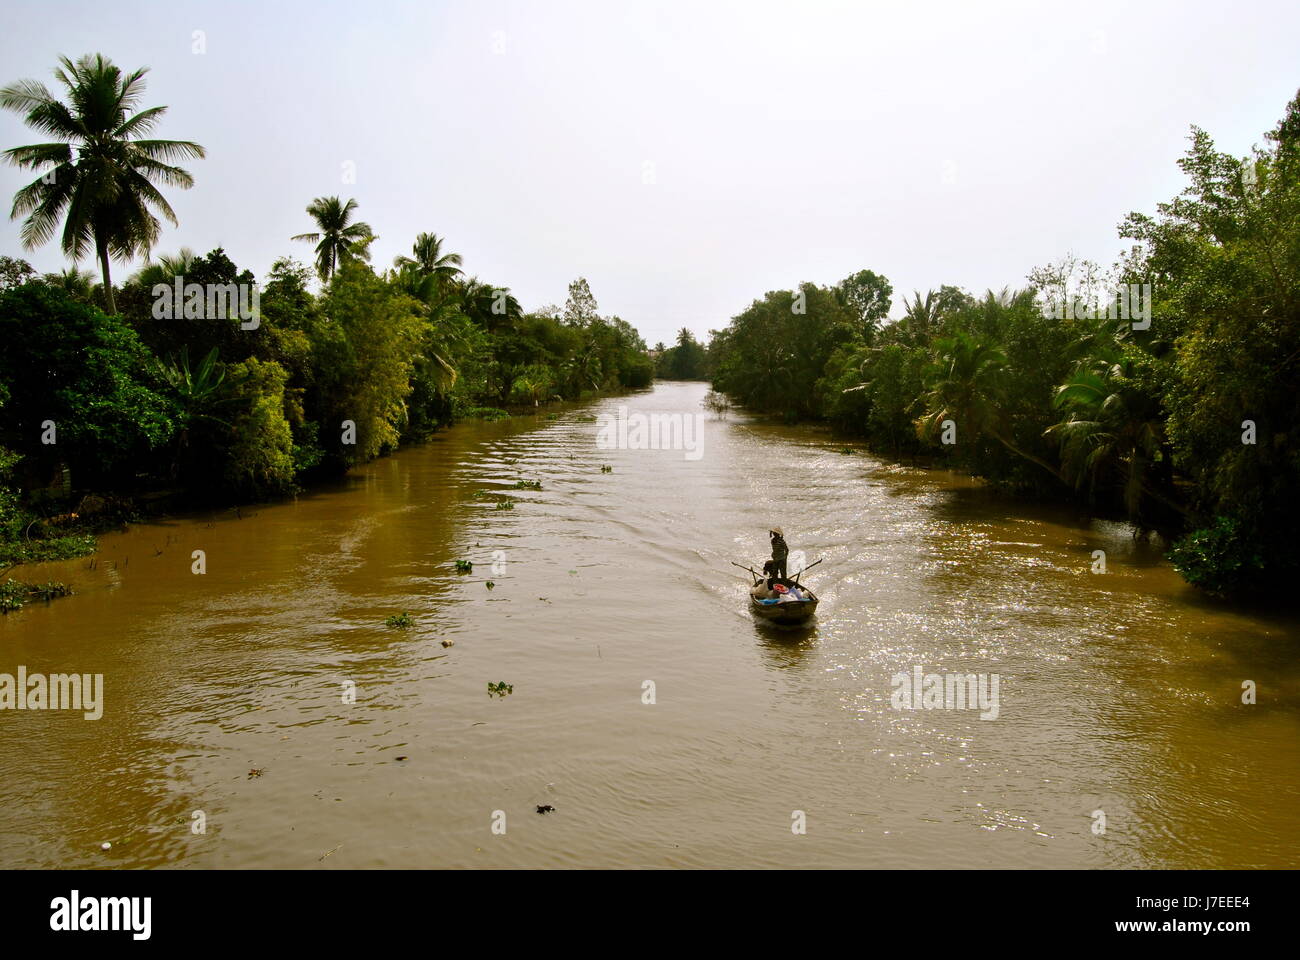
[1,54,205,314]
[391,234,465,321]
[291,196,374,283]
[1046,346,1184,518]
[916,331,1063,481]
[900,290,940,344]
[128,246,196,288]
[41,266,98,302]
[385,248,475,404]
[458,277,521,331]
[394,233,462,283]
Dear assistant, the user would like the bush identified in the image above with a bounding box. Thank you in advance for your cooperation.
[1167,516,1266,598]
[461,406,510,421]
[221,358,296,499]
[0,283,177,490]
[308,264,423,467]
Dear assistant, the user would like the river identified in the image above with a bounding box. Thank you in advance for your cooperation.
[1,380,1296,868]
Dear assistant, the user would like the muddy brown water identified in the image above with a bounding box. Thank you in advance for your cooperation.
[1,380,1296,868]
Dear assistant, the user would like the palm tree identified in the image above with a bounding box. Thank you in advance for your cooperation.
[458,276,521,331]
[1046,346,1184,518]
[391,233,464,315]
[1,54,205,314]
[394,233,462,283]
[42,266,98,302]
[562,341,603,395]
[291,196,374,283]
[900,290,939,344]
[128,246,195,288]
[510,366,552,407]
[411,310,468,397]
[916,331,1063,481]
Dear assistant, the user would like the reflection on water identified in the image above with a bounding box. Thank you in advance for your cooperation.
[0,381,1296,868]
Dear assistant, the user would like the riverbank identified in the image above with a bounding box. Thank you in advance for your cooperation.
[0,387,646,588]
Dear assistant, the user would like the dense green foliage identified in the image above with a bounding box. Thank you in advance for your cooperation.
[710,92,1300,600]
[0,246,653,514]
[714,283,857,422]
[0,282,177,489]
[654,328,708,380]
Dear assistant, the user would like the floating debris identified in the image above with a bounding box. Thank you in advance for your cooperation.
[248,768,264,778]
[385,612,413,628]
[441,638,455,647]
[0,578,73,613]
[455,559,473,573]
[536,805,555,815]
[487,681,513,698]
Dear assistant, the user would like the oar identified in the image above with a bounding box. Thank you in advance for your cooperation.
[792,557,823,586]
[730,560,760,581]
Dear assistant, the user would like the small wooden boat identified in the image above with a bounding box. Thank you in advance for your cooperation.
[748,575,818,626]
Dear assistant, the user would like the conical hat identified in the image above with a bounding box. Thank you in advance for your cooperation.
[770,526,784,537]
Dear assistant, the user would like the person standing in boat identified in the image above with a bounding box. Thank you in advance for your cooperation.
[768,527,789,583]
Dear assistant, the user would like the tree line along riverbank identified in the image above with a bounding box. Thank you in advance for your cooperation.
[0,56,652,605]
[1,54,1297,606]
[695,91,1300,603]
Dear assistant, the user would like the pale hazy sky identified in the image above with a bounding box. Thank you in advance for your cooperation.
[1,0,1297,346]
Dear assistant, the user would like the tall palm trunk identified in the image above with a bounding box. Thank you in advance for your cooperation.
[96,233,116,314]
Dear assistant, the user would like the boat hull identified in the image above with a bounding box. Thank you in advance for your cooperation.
[748,577,819,625]
[750,597,818,624]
